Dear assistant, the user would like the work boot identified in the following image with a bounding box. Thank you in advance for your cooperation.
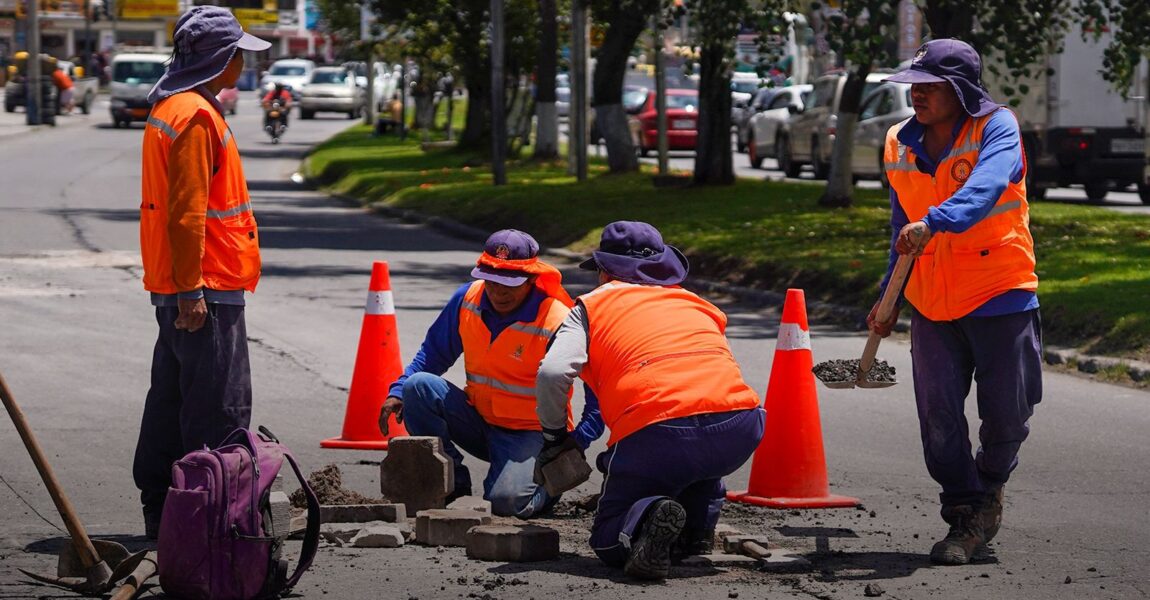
[624,499,687,580]
[929,505,986,565]
[978,486,1004,543]
[671,527,715,564]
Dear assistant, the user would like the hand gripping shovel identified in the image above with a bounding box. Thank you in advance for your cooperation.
[817,252,914,389]
[1,370,149,596]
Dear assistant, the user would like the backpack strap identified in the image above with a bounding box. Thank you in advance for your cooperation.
[279,448,320,593]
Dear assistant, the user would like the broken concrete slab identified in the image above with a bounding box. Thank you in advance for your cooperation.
[319,503,406,523]
[380,436,454,513]
[351,524,405,548]
[446,495,491,515]
[466,524,559,562]
[414,509,492,547]
[268,491,293,539]
[680,553,759,568]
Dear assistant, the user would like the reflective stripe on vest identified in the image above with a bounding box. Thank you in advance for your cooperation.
[458,281,573,430]
[883,109,1037,321]
[140,91,260,295]
[580,282,762,446]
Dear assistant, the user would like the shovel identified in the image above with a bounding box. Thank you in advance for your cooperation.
[1,370,148,596]
[817,252,914,389]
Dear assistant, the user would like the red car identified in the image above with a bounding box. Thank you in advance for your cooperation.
[628,88,699,156]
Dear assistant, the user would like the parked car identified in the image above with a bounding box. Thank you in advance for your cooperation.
[629,88,699,156]
[260,58,316,100]
[299,66,365,119]
[779,71,891,179]
[745,84,812,169]
[216,86,239,115]
[851,81,913,187]
[734,86,781,153]
[555,86,570,119]
[730,73,764,129]
[109,52,168,128]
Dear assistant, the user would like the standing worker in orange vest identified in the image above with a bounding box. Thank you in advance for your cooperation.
[871,39,1043,566]
[535,221,765,580]
[378,229,604,518]
[132,6,271,540]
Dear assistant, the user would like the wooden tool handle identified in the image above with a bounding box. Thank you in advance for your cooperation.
[0,371,101,568]
[740,540,772,560]
[110,553,157,600]
[859,253,914,377]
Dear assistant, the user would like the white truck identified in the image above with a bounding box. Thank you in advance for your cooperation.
[109,51,169,128]
[988,30,1148,203]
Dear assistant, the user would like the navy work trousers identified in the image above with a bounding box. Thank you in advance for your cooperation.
[132,304,252,519]
[590,408,764,567]
[910,308,1043,508]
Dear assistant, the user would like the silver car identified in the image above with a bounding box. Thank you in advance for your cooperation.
[851,81,913,187]
[745,84,812,169]
[780,71,891,179]
[299,67,366,120]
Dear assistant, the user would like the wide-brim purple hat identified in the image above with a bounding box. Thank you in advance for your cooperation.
[579,221,689,286]
[148,6,270,103]
[886,38,999,118]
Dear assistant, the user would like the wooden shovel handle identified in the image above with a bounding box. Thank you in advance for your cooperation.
[0,371,101,568]
[858,253,915,378]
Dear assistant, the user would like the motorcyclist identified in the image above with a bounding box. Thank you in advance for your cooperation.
[261,82,292,131]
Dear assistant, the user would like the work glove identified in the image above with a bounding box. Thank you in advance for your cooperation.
[378,396,404,436]
[533,428,581,486]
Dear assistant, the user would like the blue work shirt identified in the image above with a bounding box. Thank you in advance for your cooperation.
[884,109,1039,317]
[389,282,604,448]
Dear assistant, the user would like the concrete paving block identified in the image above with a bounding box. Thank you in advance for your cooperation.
[465,524,559,562]
[351,524,405,548]
[680,553,759,568]
[380,436,454,513]
[319,503,406,523]
[414,509,492,547]
[320,522,364,545]
[539,448,592,496]
[267,491,293,539]
[447,495,491,515]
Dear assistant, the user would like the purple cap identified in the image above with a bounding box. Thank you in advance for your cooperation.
[886,39,999,117]
[579,221,688,286]
[148,6,271,103]
[471,229,540,287]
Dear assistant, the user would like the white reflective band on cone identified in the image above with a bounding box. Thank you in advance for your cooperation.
[364,290,395,315]
[776,322,811,351]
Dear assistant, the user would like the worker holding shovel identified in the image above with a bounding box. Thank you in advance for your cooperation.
[871,39,1043,566]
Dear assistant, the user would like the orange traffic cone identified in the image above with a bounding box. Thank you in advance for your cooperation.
[322,261,409,450]
[726,288,859,508]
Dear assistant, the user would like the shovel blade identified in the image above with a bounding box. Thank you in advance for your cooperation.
[856,380,897,389]
[58,538,130,577]
[819,380,857,389]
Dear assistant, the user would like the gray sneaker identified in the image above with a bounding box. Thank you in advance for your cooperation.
[929,505,986,565]
[624,499,687,580]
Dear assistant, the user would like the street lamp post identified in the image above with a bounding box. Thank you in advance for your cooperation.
[490,0,506,186]
[25,0,42,126]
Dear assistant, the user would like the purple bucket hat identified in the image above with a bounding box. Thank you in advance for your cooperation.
[886,39,999,118]
[579,221,688,286]
[148,6,271,103]
[471,229,540,287]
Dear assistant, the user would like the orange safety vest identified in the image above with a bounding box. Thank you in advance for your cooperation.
[884,109,1037,321]
[140,91,260,294]
[459,281,573,431]
[579,282,761,446]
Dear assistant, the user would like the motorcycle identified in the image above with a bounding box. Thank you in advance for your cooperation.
[264,100,286,144]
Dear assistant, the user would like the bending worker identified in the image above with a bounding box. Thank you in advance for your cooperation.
[872,39,1043,566]
[535,221,764,580]
[378,229,603,518]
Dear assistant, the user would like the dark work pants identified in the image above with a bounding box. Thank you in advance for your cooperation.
[590,408,764,567]
[910,309,1043,508]
[132,304,252,519]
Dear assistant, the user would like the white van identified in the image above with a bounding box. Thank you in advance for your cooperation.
[109,52,168,128]
[259,58,315,100]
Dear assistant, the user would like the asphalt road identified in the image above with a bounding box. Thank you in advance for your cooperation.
[0,94,1148,599]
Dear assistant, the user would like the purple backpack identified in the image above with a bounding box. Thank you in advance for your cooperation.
[157,427,320,600]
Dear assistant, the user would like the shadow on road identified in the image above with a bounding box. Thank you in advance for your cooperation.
[24,534,153,557]
[487,552,726,583]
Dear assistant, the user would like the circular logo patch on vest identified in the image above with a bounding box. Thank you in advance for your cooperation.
[951,158,973,183]
[493,244,511,259]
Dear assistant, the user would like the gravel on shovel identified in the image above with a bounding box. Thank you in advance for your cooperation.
[812,359,896,385]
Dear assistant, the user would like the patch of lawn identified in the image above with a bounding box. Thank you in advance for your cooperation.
[304,127,1150,361]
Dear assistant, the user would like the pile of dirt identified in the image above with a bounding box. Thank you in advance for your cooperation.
[291,463,385,508]
[812,359,896,384]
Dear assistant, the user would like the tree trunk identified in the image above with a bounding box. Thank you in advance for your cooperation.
[461,79,490,149]
[818,66,870,208]
[534,0,559,159]
[922,0,974,39]
[413,90,435,129]
[591,5,648,173]
[693,40,734,185]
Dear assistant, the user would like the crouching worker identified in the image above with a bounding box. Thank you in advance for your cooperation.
[535,221,765,580]
[379,229,604,518]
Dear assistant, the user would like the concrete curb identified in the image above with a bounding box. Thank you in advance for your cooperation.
[326,188,1150,388]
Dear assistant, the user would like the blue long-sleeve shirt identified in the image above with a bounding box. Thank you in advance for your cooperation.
[883,109,1039,317]
[389,282,604,448]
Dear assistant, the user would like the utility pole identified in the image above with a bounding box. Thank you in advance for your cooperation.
[653,19,668,175]
[490,0,506,185]
[360,1,374,126]
[25,0,41,126]
[568,0,587,181]
[83,0,92,73]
